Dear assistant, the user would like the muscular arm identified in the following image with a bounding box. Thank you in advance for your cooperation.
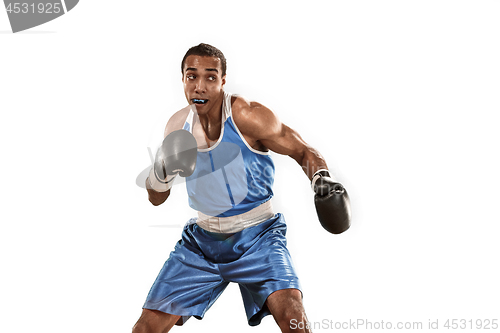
[146,106,190,205]
[264,124,328,180]
[233,99,328,180]
[234,98,350,234]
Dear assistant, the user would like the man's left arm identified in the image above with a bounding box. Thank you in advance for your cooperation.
[238,102,351,234]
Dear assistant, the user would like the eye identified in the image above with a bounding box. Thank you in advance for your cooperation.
[187,74,196,80]
[208,76,216,81]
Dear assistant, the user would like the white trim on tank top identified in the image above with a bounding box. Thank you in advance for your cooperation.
[227,92,271,156]
[185,98,227,153]
[184,91,272,156]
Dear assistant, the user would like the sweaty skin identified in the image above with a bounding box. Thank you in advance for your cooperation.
[146,55,327,207]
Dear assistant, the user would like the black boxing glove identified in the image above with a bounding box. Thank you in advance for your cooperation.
[312,170,351,234]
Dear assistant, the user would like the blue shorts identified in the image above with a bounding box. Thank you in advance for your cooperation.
[143,213,301,326]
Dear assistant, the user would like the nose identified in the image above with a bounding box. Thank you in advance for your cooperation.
[195,79,206,94]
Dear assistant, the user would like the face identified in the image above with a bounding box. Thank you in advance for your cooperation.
[182,55,226,115]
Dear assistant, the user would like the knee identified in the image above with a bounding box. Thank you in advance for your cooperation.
[288,318,311,333]
[277,303,308,332]
[267,289,310,332]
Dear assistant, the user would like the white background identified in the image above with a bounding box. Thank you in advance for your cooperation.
[1,1,499,332]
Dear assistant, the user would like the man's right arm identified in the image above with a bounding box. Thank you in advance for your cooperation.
[146,106,194,206]
[146,180,170,206]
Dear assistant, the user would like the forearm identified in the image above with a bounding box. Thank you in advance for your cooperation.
[144,129,197,207]
[146,177,171,206]
[298,146,329,181]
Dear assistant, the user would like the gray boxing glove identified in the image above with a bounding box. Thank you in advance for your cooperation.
[149,130,198,192]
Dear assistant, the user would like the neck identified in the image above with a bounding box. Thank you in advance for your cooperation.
[197,91,224,141]
[198,91,224,125]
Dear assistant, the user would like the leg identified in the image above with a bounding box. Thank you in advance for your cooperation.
[137,223,229,332]
[132,309,181,333]
[266,289,312,333]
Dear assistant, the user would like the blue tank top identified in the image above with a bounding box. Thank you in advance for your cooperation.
[183,92,274,217]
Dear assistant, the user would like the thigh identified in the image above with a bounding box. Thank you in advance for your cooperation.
[144,242,227,317]
[143,222,232,320]
[225,214,302,325]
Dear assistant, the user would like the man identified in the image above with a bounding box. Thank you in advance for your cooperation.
[133,44,350,333]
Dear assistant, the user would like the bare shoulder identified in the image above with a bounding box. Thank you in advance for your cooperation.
[231,95,282,141]
[164,105,191,137]
[231,95,309,159]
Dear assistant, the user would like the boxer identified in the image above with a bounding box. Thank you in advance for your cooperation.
[134,44,351,333]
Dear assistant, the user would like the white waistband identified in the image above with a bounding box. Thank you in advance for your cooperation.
[196,200,274,233]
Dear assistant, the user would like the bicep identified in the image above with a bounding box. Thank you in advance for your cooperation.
[260,123,309,163]
[238,101,325,178]
[241,102,309,162]
[164,105,191,138]
[262,122,328,179]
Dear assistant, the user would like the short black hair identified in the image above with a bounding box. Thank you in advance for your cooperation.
[181,43,227,77]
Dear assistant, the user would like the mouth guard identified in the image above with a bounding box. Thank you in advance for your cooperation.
[193,99,207,104]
